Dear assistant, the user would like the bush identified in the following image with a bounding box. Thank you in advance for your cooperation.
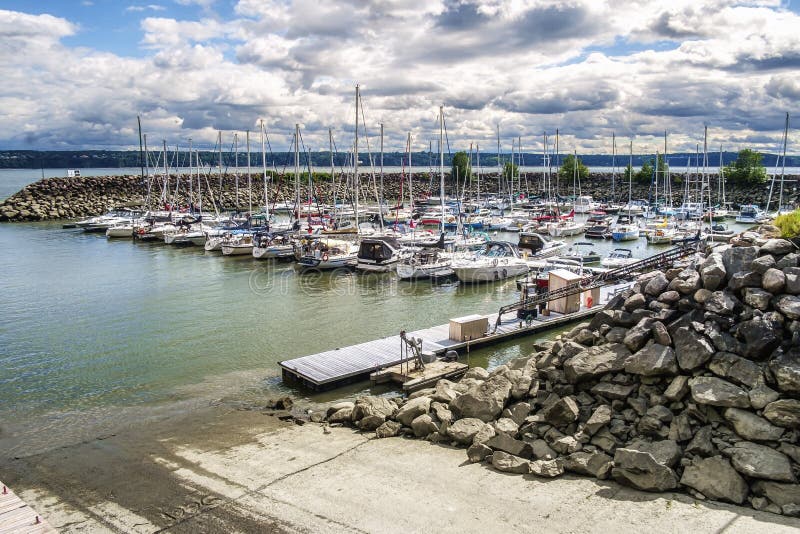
[774,209,800,238]
[725,149,767,185]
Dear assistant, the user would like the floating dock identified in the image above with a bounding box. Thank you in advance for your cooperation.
[279,282,631,391]
[0,481,55,534]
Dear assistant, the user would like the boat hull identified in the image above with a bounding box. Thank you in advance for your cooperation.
[452,262,529,283]
[221,244,254,256]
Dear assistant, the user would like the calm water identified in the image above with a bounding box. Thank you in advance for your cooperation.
[0,168,755,456]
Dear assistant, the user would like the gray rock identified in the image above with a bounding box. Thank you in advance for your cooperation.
[674,327,715,370]
[761,238,794,256]
[694,288,713,304]
[704,322,744,355]
[705,291,740,316]
[742,287,772,311]
[723,246,759,277]
[591,427,620,453]
[411,414,439,437]
[612,448,679,492]
[529,458,565,478]
[502,402,531,426]
[779,254,800,270]
[352,396,396,422]
[658,291,680,304]
[530,439,558,460]
[786,267,800,295]
[623,318,654,352]
[491,451,530,474]
[328,407,354,424]
[749,383,781,410]
[701,253,727,291]
[751,481,800,508]
[359,414,387,431]
[563,451,613,479]
[605,327,628,343]
[463,366,489,381]
[486,432,533,459]
[728,271,762,292]
[776,295,800,320]
[493,417,520,436]
[651,321,672,346]
[431,379,462,403]
[680,456,749,504]
[669,268,701,295]
[645,273,670,296]
[540,396,579,426]
[624,292,647,311]
[466,442,493,463]
[627,439,682,468]
[763,399,800,429]
[447,417,488,445]
[563,343,631,383]
[686,425,715,457]
[472,424,496,445]
[431,401,453,424]
[723,408,784,441]
[584,405,612,435]
[625,343,678,376]
[551,435,581,455]
[751,254,776,274]
[737,315,783,360]
[762,268,787,294]
[326,401,355,418]
[689,377,750,408]
[395,396,431,426]
[769,349,800,395]
[591,382,636,400]
[375,420,403,438]
[664,375,691,401]
[708,352,763,388]
[727,441,795,482]
[450,373,511,422]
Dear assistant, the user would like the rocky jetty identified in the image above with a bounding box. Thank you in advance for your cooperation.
[2,171,796,222]
[319,236,800,515]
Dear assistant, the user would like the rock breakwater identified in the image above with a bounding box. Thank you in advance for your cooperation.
[319,235,800,515]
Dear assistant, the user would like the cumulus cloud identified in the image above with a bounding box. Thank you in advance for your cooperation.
[0,1,797,153]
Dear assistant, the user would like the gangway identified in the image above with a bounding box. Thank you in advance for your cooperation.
[494,241,700,328]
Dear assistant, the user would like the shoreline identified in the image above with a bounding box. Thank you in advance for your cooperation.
[2,401,798,533]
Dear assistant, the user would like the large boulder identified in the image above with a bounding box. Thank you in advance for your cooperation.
[736,315,783,360]
[786,267,800,295]
[395,396,431,426]
[705,291,739,316]
[751,481,800,508]
[486,432,533,458]
[447,417,488,445]
[726,441,795,482]
[328,407,354,424]
[529,459,565,478]
[584,405,612,435]
[627,439,682,468]
[723,408,784,441]
[411,414,439,437]
[491,451,530,474]
[769,349,800,395]
[776,295,800,320]
[674,327,715,370]
[591,382,636,400]
[708,352,763,388]
[450,373,512,422]
[352,396,396,422]
[722,246,759,278]
[623,318,654,352]
[689,377,750,408]
[743,287,772,311]
[669,268,701,295]
[680,456,749,504]
[612,448,679,492]
[701,253,727,291]
[563,343,631,383]
[762,268,787,294]
[644,273,669,296]
[563,451,613,479]
[624,343,677,376]
[761,238,794,256]
[540,396,579,426]
[763,399,800,429]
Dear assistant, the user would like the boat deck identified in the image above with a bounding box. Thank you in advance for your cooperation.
[279,282,631,390]
[0,481,55,534]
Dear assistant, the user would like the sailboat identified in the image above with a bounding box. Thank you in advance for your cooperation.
[610,140,640,242]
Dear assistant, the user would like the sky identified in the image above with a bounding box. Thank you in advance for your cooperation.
[0,0,798,155]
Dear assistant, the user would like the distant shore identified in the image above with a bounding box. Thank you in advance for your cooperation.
[0,171,797,222]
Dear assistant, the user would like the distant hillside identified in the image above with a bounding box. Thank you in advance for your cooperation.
[0,150,797,169]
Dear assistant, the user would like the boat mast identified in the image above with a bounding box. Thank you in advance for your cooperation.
[188,137,193,212]
[246,130,252,215]
[196,148,202,215]
[217,131,222,211]
[294,124,300,223]
[137,116,146,207]
[261,120,269,219]
[476,143,481,203]
[143,134,152,210]
[354,85,360,234]
[704,126,710,227]
[408,132,413,212]
[611,132,616,201]
[234,133,240,211]
[163,139,169,211]
[440,105,445,232]
[329,128,336,223]
[628,139,633,216]
[779,112,789,212]
[380,123,384,220]
[496,124,502,202]
[719,144,726,207]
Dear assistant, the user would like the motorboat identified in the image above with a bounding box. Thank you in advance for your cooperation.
[517,232,567,259]
[356,236,404,272]
[584,224,611,239]
[735,204,769,224]
[253,233,296,259]
[560,242,601,264]
[76,208,145,232]
[451,241,530,283]
[295,237,358,269]
[600,248,638,268]
[221,233,255,256]
[396,247,453,280]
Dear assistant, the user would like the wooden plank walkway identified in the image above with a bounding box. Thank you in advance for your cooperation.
[0,481,55,534]
[279,282,631,390]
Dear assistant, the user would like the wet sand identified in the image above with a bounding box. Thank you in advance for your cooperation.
[2,403,800,533]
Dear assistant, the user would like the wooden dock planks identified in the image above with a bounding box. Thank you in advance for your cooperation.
[279,282,631,390]
[0,481,55,534]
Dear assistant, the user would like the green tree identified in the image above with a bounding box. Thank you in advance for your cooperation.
[558,154,589,183]
[451,151,471,181]
[635,159,654,184]
[502,161,518,182]
[725,149,767,184]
